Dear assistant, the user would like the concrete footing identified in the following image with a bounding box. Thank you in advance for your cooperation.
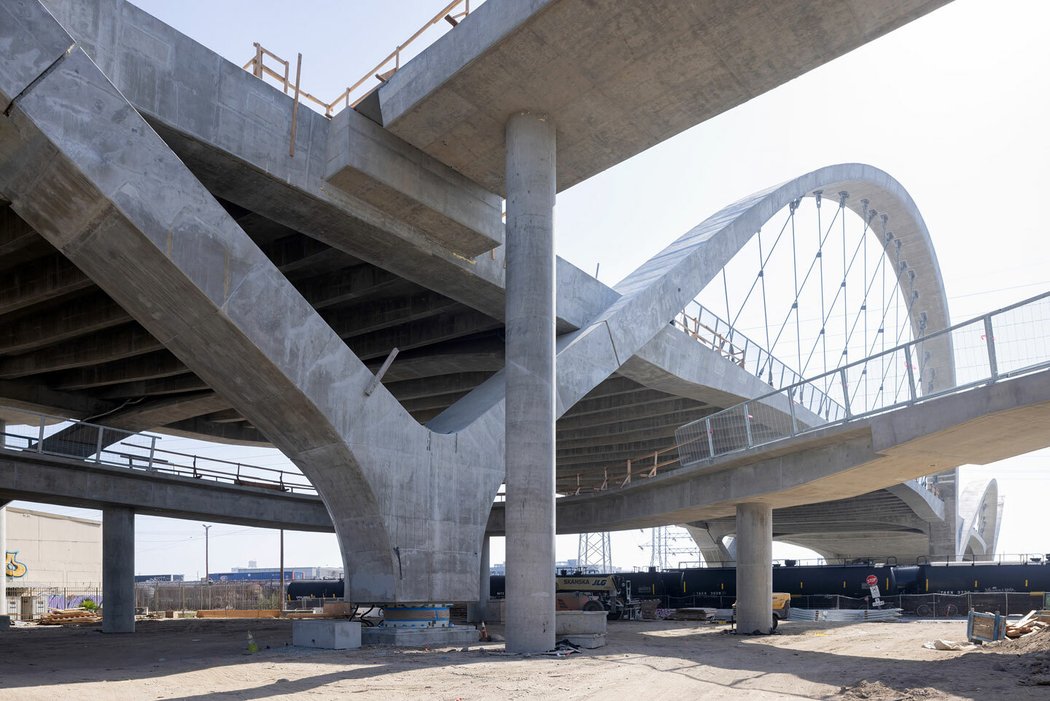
[555,610,607,649]
[362,625,478,647]
[292,620,362,649]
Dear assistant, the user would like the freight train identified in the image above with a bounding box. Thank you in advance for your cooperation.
[286,561,1050,603]
[614,561,1050,604]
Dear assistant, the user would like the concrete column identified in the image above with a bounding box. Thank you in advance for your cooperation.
[504,111,557,654]
[735,502,773,634]
[102,506,135,633]
[468,535,491,623]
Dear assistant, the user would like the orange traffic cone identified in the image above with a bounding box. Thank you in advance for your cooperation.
[479,620,490,642]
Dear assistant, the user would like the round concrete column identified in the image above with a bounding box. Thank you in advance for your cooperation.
[504,111,556,654]
[735,502,773,634]
[102,506,135,633]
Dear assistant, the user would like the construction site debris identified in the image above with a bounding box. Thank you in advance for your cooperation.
[1005,610,1050,640]
[922,639,976,651]
[789,608,902,622]
[669,607,718,621]
[38,609,102,625]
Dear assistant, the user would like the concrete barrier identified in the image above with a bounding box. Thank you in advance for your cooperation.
[555,610,607,649]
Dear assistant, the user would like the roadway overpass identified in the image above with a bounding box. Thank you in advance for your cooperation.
[0,0,962,647]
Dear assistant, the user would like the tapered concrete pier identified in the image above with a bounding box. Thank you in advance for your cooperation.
[102,507,135,633]
[735,502,773,634]
[504,112,557,654]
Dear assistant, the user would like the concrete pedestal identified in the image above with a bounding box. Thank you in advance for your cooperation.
[102,507,135,634]
[362,625,478,647]
[292,619,361,649]
[735,502,774,634]
[504,111,557,654]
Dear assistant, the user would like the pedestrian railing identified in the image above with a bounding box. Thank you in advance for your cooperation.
[0,409,316,495]
[676,290,1050,466]
[242,1,475,117]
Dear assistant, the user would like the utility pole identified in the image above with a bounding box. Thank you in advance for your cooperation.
[202,524,211,583]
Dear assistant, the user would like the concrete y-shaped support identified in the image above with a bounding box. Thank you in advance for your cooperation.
[0,1,502,604]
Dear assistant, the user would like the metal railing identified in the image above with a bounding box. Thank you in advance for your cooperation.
[0,409,316,495]
[242,1,473,117]
[674,303,845,420]
[676,290,1050,466]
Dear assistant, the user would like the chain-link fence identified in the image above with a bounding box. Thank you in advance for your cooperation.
[134,581,289,611]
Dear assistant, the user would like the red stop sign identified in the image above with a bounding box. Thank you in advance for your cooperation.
[866,575,879,586]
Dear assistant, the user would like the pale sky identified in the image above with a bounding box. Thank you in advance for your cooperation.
[8,0,1050,577]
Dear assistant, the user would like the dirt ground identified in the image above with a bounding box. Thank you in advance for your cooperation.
[1,617,1048,700]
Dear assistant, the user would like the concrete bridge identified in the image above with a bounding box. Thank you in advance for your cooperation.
[0,0,970,649]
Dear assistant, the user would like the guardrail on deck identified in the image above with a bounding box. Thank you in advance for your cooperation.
[676,291,1050,466]
[0,409,315,495]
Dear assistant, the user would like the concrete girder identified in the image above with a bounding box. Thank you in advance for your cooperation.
[3,302,491,384]
[0,292,135,355]
[37,392,232,459]
[0,324,162,379]
[0,378,113,420]
[261,233,354,280]
[0,248,403,362]
[556,423,686,452]
[385,373,495,402]
[0,253,92,316]
[0,7,502,603]
[296,265,404,310]
[163,417,269,446]
[557,403,712,436]
[0,204,48,270]
[324,290,464,340]
[199,408,242,424]
[344,308,501,362]
[379,349,504,383]
[558,390,684,421]
[97,374,209,400]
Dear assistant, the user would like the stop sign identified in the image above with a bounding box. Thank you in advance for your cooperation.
[866,574,878,586]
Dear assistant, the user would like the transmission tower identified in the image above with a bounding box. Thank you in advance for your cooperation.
[577,532,612,573]
[647,526,700,570]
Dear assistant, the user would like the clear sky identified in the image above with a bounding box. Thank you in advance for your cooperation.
[8,0,1050,577]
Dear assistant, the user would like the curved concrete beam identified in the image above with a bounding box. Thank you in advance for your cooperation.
[886,480,945,522]
[441,164,953,439]
[958,479,1001,560]
[0,3,502,603]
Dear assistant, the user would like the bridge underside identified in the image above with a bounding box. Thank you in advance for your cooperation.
[0,0,969,648]
[686,487,948,565]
